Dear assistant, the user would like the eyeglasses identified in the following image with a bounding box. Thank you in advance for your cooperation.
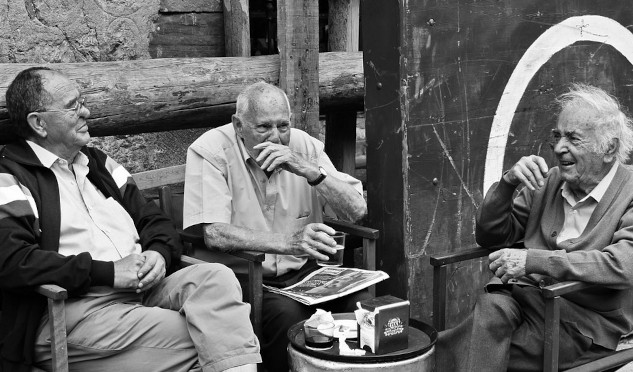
[37,97,86,115]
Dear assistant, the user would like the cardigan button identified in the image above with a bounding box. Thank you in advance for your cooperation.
[551,231,557,237]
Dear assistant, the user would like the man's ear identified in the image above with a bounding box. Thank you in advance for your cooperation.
[26,113,47,138]
[232,114,243,138]
[604,138,619,161]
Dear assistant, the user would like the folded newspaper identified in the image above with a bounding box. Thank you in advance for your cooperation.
[264,267,389,305]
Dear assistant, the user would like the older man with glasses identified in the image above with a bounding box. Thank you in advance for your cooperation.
[0,67,261,372]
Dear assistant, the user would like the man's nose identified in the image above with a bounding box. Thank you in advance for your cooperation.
[551,138,567,154]
[79,105,91,119]
[268,126,281,143]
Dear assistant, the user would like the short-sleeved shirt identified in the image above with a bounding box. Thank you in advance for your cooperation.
[183,123,363,277]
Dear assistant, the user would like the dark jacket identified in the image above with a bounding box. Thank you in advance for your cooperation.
[0,140,183,372]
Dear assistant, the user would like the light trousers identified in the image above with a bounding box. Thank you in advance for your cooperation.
[34,263,261,372]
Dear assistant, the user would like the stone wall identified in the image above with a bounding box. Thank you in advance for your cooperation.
[0,0,218,173]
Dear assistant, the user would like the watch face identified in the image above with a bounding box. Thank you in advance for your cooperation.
[319,166,328,177]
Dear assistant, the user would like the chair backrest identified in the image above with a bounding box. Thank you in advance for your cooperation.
[158,186,184,230]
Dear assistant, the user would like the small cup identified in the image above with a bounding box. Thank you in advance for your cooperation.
[317,231,346,267]
[304,321,335,350]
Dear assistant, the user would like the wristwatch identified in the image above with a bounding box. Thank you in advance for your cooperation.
[308,166,328,186]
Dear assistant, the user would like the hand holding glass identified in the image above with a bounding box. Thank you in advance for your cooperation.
[317,231,345,267]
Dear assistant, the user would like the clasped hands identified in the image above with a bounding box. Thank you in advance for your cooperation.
[113,250,166,293]
[489,248,527,283]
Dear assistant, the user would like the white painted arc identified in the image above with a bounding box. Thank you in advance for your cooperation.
[483,15,633,195]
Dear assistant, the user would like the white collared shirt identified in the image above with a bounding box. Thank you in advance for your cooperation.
[557,162,619,244]
[27,141,141,261]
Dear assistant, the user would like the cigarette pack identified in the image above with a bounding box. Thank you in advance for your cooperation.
[356,295,410,354]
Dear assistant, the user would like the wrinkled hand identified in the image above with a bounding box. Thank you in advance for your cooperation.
[503,155,549,191]
[136,250,166,293]
[253,141,313,176]
[285,223,337,260]
[113,254,145,289]
[488,248,527,283]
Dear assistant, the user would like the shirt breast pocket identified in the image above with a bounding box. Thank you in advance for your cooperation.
[293,211,312,230]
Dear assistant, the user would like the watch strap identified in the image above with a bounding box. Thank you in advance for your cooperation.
[308,167,327,186]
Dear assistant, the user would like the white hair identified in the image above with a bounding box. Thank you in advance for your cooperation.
[235,81,291,121]
[557,83,633,163]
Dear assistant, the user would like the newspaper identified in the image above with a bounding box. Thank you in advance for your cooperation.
[263,267,389,305]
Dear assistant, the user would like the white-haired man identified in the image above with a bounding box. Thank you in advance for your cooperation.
[436,84,633,371]
[183,81,369,371]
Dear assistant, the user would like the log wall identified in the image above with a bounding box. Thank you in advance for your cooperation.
[0,52,363,144]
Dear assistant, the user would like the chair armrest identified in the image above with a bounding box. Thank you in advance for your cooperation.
[541,281,593,298]
[324,217,379,240]
[180,255,208,267]
[429,246,490,266]
[36,284,68,301]
[179,230,265,263]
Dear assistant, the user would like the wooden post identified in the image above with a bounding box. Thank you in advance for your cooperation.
[223,0,251,57]
[277,0,320,137]
[362,0,633,327]
[328,0,359,53]
[326,0,360,175]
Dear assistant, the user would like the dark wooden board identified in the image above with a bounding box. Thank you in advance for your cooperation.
[363,0,633,327]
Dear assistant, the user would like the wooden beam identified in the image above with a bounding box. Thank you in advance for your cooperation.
[159,0,223,12]
[223,0,251,57]
[325,0,360,175]
[0,52,363,144]
[277,0,320,137]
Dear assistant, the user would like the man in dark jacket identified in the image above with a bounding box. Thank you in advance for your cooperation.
[0,67,261,372]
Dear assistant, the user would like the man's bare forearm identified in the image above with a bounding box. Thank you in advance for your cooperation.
[314,175,367,222]
[203,222,287,254]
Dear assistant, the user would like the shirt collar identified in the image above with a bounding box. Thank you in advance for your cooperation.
[561,162,619,204]
[26,140,88,169]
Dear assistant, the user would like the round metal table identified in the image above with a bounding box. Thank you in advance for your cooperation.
[287,313,437,371]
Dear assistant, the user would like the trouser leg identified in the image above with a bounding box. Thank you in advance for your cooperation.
[507,286,613,372]
[35,263,261,372]
[143,263,261,372]
[436,285,616,372]
[34,292,199,372]
[436,289,520,372]
[262,292,311,372]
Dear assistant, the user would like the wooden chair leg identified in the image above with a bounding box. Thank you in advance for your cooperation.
[544,295,561,372]
[433,264,447,332]
[363,237,376,296]
[48,297,69,372]
[248,260,263,341]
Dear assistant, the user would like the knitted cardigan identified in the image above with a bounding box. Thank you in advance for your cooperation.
[476,165,633,349]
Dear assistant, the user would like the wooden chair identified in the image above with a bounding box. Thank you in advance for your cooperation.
[157,185,380,341]
[5,255,206,372]
[430,246,633,372]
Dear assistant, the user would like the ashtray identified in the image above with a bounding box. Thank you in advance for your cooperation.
[333,319,358,339]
